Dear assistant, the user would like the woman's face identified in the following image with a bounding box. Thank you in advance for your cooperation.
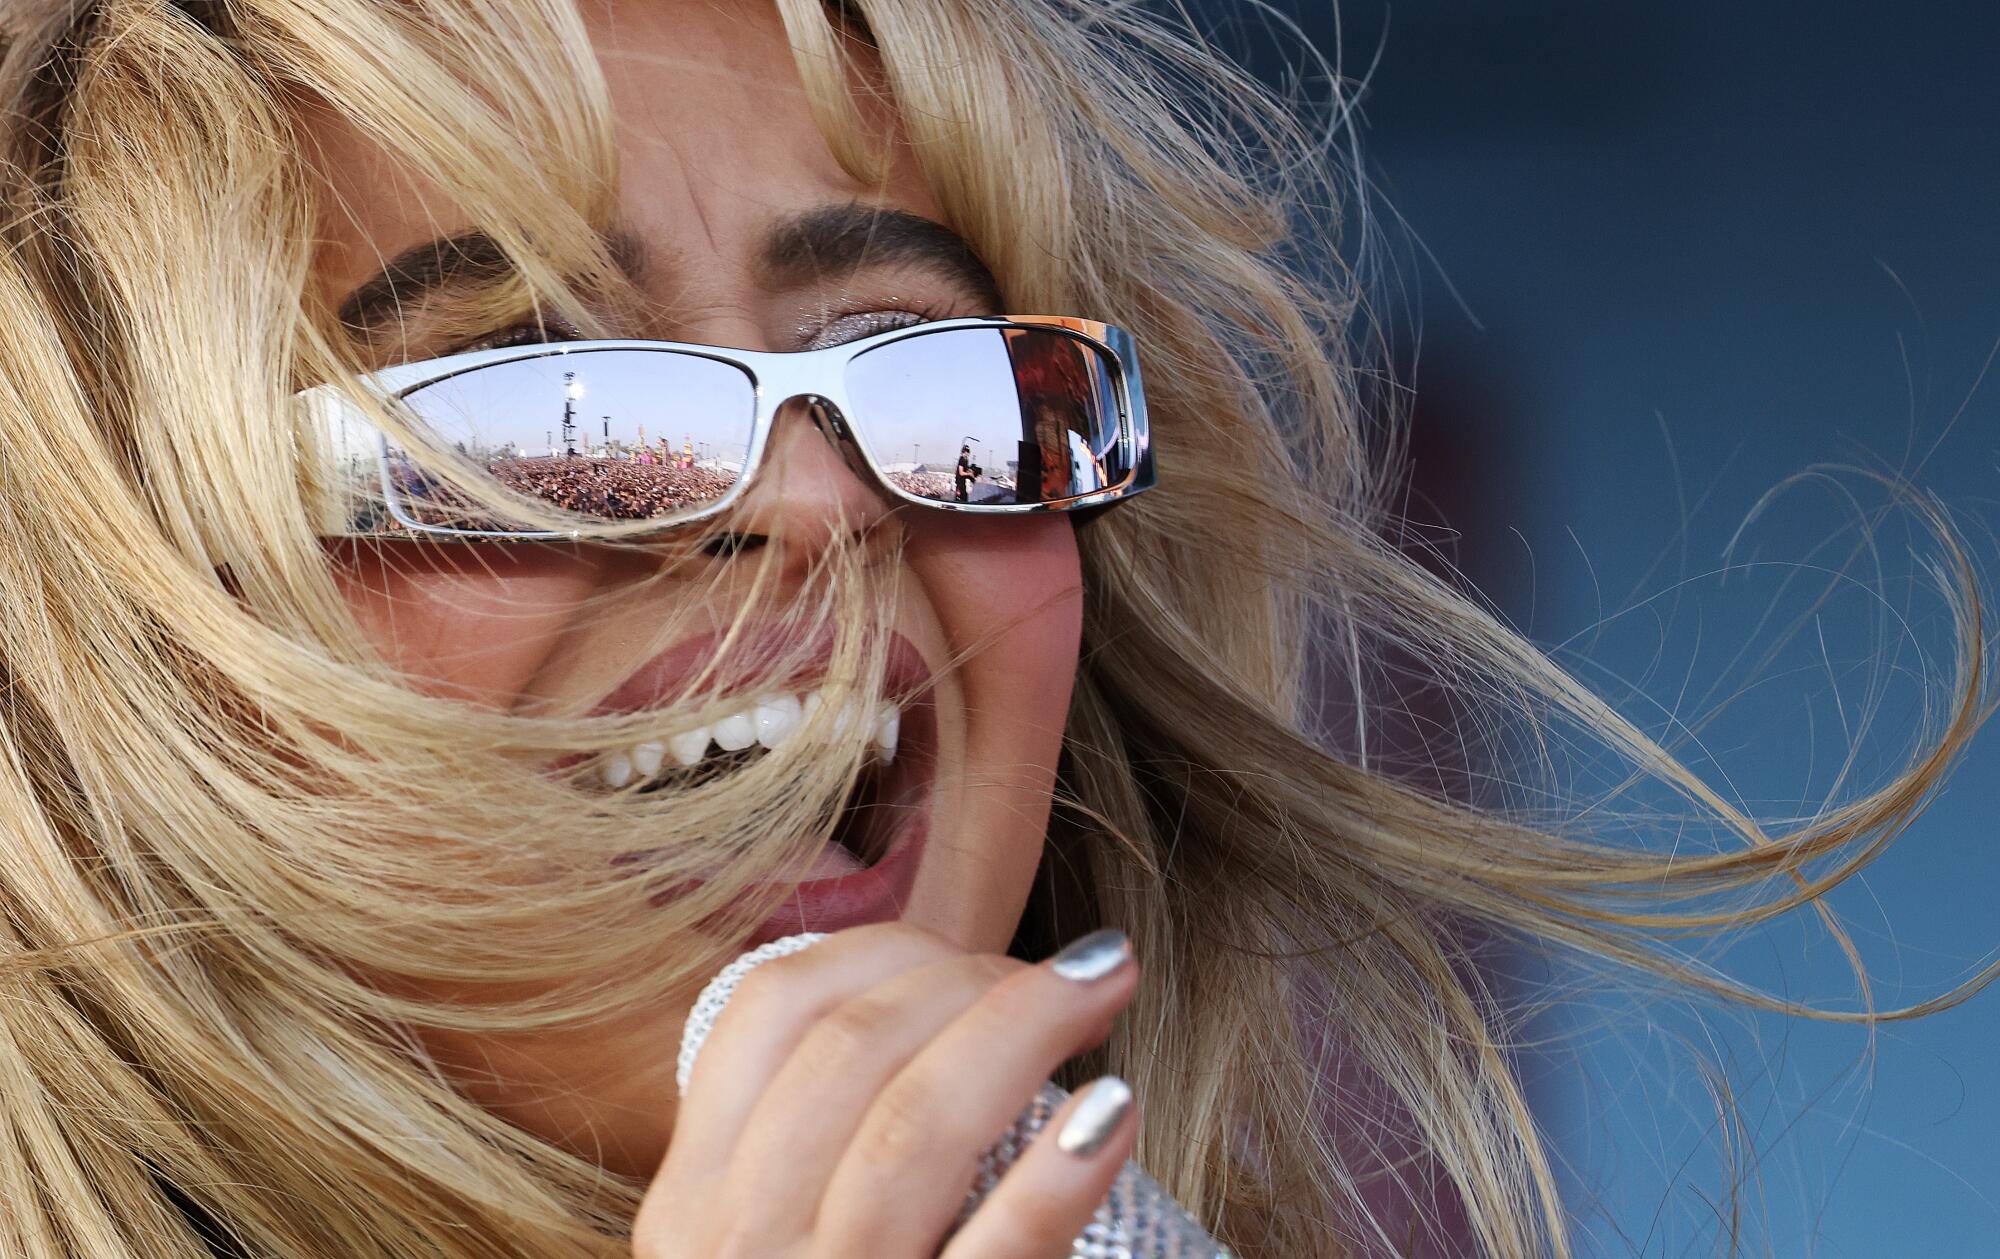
[303,0,1082,1178]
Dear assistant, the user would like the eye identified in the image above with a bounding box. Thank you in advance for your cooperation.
[801,305,945,351]
[448,312,589,356]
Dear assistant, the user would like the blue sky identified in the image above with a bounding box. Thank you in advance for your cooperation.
[1209,2,2000,1252]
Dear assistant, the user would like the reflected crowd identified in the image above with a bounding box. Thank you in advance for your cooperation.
[386,455,740,525]
[885,469,957,500]
[486,456,738,517]
[384,456,1031,530]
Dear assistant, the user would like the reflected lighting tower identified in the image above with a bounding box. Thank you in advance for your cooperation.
[561,371,583,457]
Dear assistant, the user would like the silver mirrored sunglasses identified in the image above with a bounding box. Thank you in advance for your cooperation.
[297,315,1153,540]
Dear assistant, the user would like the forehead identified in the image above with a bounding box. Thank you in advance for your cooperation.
[304,0,944,311]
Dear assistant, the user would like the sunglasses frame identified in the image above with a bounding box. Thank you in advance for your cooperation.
[302,314,1154,541]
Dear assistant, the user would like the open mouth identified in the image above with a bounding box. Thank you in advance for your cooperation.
[595,688,933,870]
[593,630,939,877]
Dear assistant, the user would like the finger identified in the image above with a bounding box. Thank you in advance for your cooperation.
[720,950,1032,1243]
[640,924,960,1210]
[936,1075,1138,1259]
[815,931,1139,1255]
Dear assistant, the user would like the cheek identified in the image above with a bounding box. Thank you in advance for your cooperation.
[911,516,1084,720]
[322,541,602,708]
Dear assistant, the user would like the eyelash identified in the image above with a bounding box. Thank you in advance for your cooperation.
[800,305,941,350]
[448,313,589,356]
[449,301,953,356]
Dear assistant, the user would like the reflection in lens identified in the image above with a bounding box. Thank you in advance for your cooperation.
[385,348,756,529]
[844,326,1125,507]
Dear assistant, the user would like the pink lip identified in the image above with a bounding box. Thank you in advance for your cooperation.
[642,804,929,947]
[591,622,933,718]
[546,623,935,777]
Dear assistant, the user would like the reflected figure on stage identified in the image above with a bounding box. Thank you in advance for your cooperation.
[954,444,981,503]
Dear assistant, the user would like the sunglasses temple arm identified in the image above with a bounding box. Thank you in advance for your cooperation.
[295,383,402,537]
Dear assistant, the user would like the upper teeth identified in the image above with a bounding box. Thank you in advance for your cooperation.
[601,686,901,789]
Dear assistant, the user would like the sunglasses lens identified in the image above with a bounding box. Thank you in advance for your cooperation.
[843,326,1127,506]
[385,348,756,531]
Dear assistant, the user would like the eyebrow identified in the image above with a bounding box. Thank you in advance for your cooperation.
[335,227,647,334]
[335,203,1005,335]
[755,203,1004,309]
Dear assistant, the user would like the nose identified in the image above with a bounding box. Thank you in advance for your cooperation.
[712,395,898,562]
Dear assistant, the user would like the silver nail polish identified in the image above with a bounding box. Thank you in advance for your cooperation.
[1050,927,1130,982]
[1056,1074,1133,1158]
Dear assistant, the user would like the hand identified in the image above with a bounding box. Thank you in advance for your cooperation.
[633,921,1141,1259]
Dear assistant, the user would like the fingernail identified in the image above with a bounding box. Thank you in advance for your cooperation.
[1049,928,1130,983]
[1056,1075,1133,1158]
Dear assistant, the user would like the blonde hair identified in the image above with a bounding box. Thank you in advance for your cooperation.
[0,2,1993,1256]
